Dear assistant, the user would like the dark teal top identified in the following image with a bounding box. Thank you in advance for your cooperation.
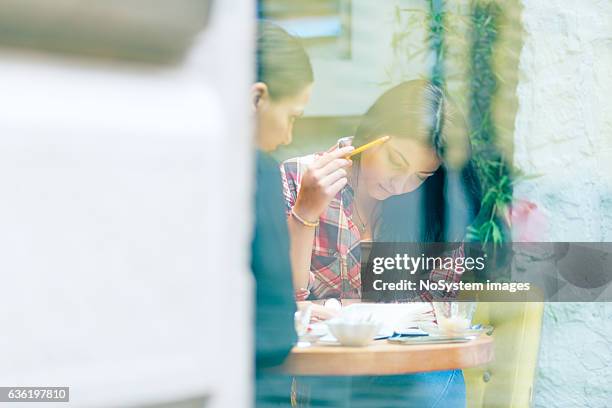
[251,151,297,369]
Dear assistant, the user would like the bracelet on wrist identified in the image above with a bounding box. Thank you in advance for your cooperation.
[291,207,319,228]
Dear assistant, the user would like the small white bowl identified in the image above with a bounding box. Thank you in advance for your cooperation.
[326,319,381,347]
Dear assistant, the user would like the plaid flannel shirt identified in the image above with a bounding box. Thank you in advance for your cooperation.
[280,150,464,301]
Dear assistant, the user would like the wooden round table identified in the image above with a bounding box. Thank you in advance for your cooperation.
[282,335,494,376]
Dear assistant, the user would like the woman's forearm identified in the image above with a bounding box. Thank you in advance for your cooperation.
[287,215,316,290]
[283,145,354,292]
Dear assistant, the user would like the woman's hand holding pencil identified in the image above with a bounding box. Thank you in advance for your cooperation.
[292,136,390,223]
[292,144,354,223]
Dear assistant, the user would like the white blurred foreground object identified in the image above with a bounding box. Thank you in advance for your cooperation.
[0,0,213,63]
[0,1,254,407]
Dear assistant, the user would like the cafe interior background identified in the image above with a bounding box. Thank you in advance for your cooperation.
[0,0,610,407]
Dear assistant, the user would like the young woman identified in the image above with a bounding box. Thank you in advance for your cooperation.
[252,21,353,407]
[280,80,480,407]
[281,80,481,301]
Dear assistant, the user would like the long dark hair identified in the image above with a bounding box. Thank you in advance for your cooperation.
[352,80,482,243]
[256,21,314,100]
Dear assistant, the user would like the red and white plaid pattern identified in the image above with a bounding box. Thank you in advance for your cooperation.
[280,151,464,301]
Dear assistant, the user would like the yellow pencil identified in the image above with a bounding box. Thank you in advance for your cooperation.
[346,136,390,159]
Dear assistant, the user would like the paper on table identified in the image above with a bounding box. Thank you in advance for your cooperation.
[342,303,435,334]
[309,303,434,343]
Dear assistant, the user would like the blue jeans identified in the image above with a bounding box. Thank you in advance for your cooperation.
[348,370,465,408]
[257,370,465,408]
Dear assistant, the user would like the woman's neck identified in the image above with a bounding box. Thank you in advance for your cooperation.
[350,164,378,221]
